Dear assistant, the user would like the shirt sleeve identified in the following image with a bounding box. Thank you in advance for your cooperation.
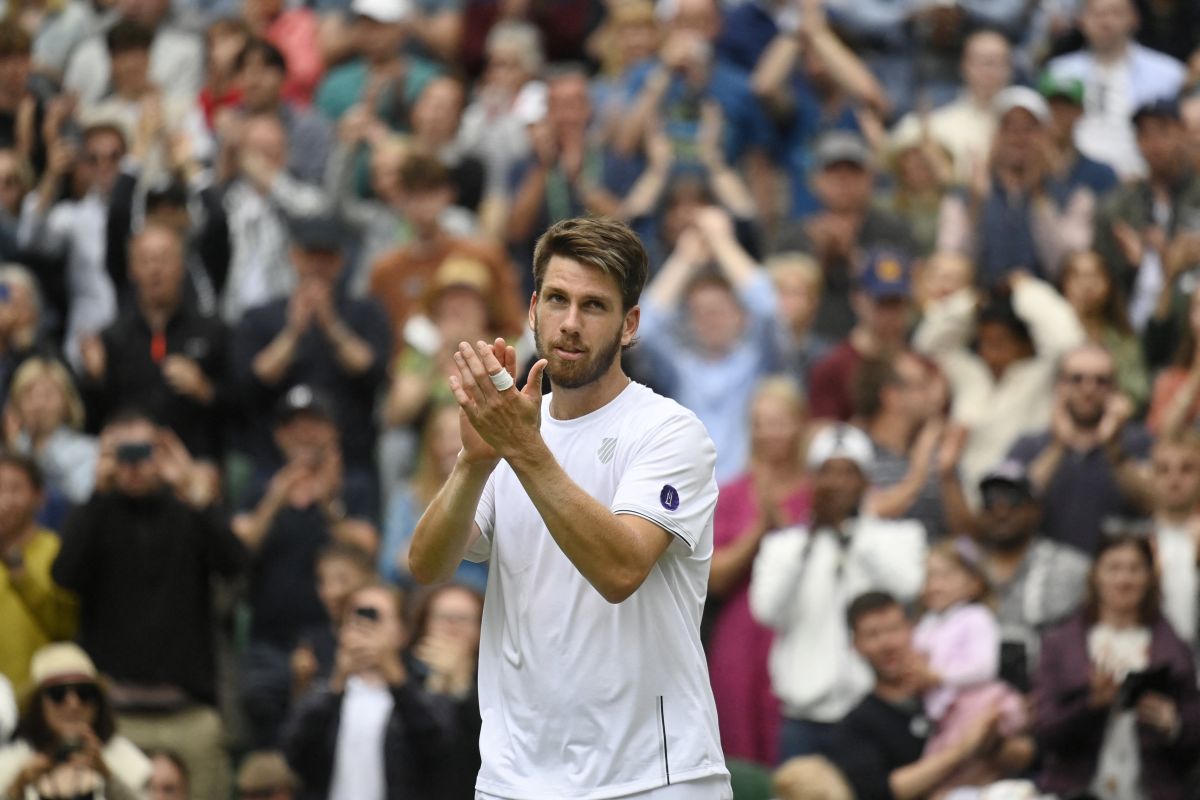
[610,412,717,553]
[465,472,497,563]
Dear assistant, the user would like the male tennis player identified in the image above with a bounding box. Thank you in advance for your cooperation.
[409,217,730,799]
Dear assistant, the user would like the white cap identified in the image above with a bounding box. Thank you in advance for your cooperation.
[351,0,411,23]
[806,424,874,473]
[993,85,1050,126]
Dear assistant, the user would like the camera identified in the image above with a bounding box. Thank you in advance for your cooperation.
[115,442,154,464]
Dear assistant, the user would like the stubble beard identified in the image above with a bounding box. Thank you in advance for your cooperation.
[534,311,624,390]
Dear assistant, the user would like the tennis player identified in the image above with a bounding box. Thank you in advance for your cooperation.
[408,217,731,799]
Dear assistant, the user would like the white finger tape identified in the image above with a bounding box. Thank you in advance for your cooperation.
[489,370,515,391]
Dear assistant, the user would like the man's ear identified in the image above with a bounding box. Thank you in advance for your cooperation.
[622,304,640,347]
[528,292,538,333]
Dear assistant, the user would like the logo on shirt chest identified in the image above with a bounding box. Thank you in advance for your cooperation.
[597,437,617,464]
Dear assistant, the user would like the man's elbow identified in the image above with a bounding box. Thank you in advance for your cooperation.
[597,567,650,604]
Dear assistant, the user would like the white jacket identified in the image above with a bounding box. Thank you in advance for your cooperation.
[750,516,926,722]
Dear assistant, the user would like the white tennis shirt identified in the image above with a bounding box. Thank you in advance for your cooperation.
[465,381,729,799]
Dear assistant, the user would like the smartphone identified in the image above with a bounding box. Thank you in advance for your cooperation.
[1119,664,1173,709]
[353,606,380,622]
[115,442,154,464]
[52,738,84,764]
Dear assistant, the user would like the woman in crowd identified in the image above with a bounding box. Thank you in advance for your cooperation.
[706,376,811,766]
[1147,285,1200,437]
[0,643,151,800]
[1034,533,1200,800]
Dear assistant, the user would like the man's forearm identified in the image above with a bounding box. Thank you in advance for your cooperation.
[888,735,975,800]
[252,329,299,385]
[409,458,494,583]
[326,321,374,375]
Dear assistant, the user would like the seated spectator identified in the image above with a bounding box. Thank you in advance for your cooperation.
[52,409,245,799]
[766,253,831,392]
[5,357,98,509]
[708,376,810,766]
[235,751,299,800]
[855,353,973,540]
[1033,533,1200,799]
[773,133,915,340]
[640,206,779,481]
[233,216,391,516]
[0,643,152,799]
[0,453,76,692]
[408,77,488,215]
[0,263,52,401]
[1010,343,1153,554]
[827,592,1035,800]
[914,273,1085,499]
[79,224,227,464]
[1059,250,1149,411]
[1038,72,1120,198]
[1148,286,1200,436]
[750,424,925,760]
[1047,0,1186,178]
[146,749,190,800]
[937,87,1095,288]
[808,249,913,422]
[284,582,457,800]
[976,461,1091,689]
[233,386,378,746]
[1149,434,1200,651]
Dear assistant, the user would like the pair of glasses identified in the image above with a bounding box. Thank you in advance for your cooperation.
[1062,372,1114,388]
[44,682,101,705]
[981,485,1030,511]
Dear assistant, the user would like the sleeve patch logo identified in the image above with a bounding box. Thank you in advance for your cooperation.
[660,485,680,511]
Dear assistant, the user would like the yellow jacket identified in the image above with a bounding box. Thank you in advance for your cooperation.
[0,529,78,691]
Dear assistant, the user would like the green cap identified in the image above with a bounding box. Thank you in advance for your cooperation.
[1037,73,1084,105]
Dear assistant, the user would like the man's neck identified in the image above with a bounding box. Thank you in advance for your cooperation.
[1092,40,1130,66]
[874,677,919,705]
[140,300,178,332]
[548,367,631,421]
[984,537,1031,583]
[867,412,913,455]
[1156,507,1199,528]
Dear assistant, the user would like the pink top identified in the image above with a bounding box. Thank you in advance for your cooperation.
[913,602,1002,721]
[268,10,323,106]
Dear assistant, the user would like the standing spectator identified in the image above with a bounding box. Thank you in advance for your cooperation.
[0,643,152,799]
[975,461,1091,689]
[1147,286,1200,436]
[146,750,190,800]
[408,77,487,214]
[284,583,456,800]
[51,410,245,799]
[0,453,75,692]
[1046,0,1186,177]
[1148,435,1200,651]
[1038,73,1119,198]
[750,423,925,760]
[79,225,227,463]
[766,253,831,392]
[240,0,323,106]
[1009,343,1154,554]
[874,127,953,260]
[233,215,391,515]
[1033,533,1200,800]
[198,19,250,131]
[708,376,810,766]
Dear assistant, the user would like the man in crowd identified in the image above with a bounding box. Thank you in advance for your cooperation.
[1148,434,1200,651]
[751,423,925,759]
[52,410,245,798]
[1038,73,1119,198]
[0,263,51,400]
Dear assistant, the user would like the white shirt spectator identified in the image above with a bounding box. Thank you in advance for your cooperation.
[328,676,393,800]
[62,22,204,110]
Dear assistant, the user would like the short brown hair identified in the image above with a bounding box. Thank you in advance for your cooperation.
[532,217,648,312]
[398,153,451,193]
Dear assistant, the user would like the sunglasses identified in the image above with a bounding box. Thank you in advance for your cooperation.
[981,485,1031,511]
[1062,372,1114,388]
[44,682,101,705]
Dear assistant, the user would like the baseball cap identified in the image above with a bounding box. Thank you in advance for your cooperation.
[351,0,411,23]
[812,132,872,171]
[993,86,1050,125]
[806,424,874,473]
[1037,72,1084,105]
[1132,98,1181,126]
[275,384,335,425]
[979,459,1034,502]
[30,643,98,687]
[858,249,912,300]
[287,214,350,253]
[236,751,298,794]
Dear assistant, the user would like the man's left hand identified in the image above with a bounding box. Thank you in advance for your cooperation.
[449,339,547,461]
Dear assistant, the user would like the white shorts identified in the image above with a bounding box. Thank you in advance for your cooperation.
[476,774,733,800]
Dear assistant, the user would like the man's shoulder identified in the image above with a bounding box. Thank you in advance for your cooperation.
[1129,42,1186,75]
[1008,431,1052,462]
[1030,537,1091,572]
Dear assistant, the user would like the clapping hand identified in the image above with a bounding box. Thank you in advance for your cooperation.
[449,338,547,464]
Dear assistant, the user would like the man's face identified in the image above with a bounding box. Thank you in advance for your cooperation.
[1081,0,1136,53]
[977,321,1028,377]
[669,0,720,41]
[961,32,1011,99]
[340,585,404,656]
[1136,116,1185,178]
[238,54,285,112]
[1152,443,1200,514]
[241,116,288,172]
[887,353,929,424]
[0,464,39,538]
[979,483,1039,550]
[813,162,872,214]
[290,246,344,285]
[812,458,867,523]
[107,419,162,497]
[118,0,169,27]
[1058,348,1115,428]
[548,75,591,138]
[398,186,452,232]
[355,17,403,62]
[130,228,185,309]
[275,414,338,470]
[432,285,488,344]
[995,108,1043,167]
[771,268,818,331]
[0,53,30,95]
[1048,97,1083,142]
[531,256,636,390]
[147,754,188,800]
[860,295,909,346]
[82,130,125,196]
[412,78,464,143]
[853,605,912,685]
[685,282,743,356]
[111,48,150,95]
[317,556,369,622]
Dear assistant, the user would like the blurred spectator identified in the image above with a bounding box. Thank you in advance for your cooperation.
[234,38,334,186]
[368,154,523,347]
[707,376,810,766]
[51,410,244,799]
[0,643,152,799]
[62,0,204,110]
[315,0,440,124]
[235,750,299,800]
[1033,533,1200,799]
[146,749,190,800]
[1059,250,1149,410]
[1046,0,1186,178]
[232,387,377,746]
[284,582,457,800]
[765,253,831,391]
[889,30,1012,184]
[0,453,75,692]
[750,424,925,759]
[26,0,105,84]
[240,0,323,107]
[937,86,1095,288]
[589,1,660,141]
[1038,72,1119,197]
[774,133,914,341]
[79,224,227,463]
[827,592,1035,800]
[460,0,592,75]
[1184,87,1200,170]
[1133,0,1200,63]
[914,273,1085,499]
[1010,343,1153,554]
[976,461,1090,690]
[0,263,50,400]
[233,215,390,515]
[198,19,250,131]
[18,121,126,369]
[639,206,779,481]
[771,755,853,800]
[1148,435,1200,651]
[5,356,98,507]
[218,112,330,322]
[0,22,50,175]
[408,76,487,214]
[874,127,953,259]
[808,249,913,422]
[855,353,973,540]
[0,674,13,743]
[0,149,34,252]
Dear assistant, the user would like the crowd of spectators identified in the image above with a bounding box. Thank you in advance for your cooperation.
[0,0,1198,796]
